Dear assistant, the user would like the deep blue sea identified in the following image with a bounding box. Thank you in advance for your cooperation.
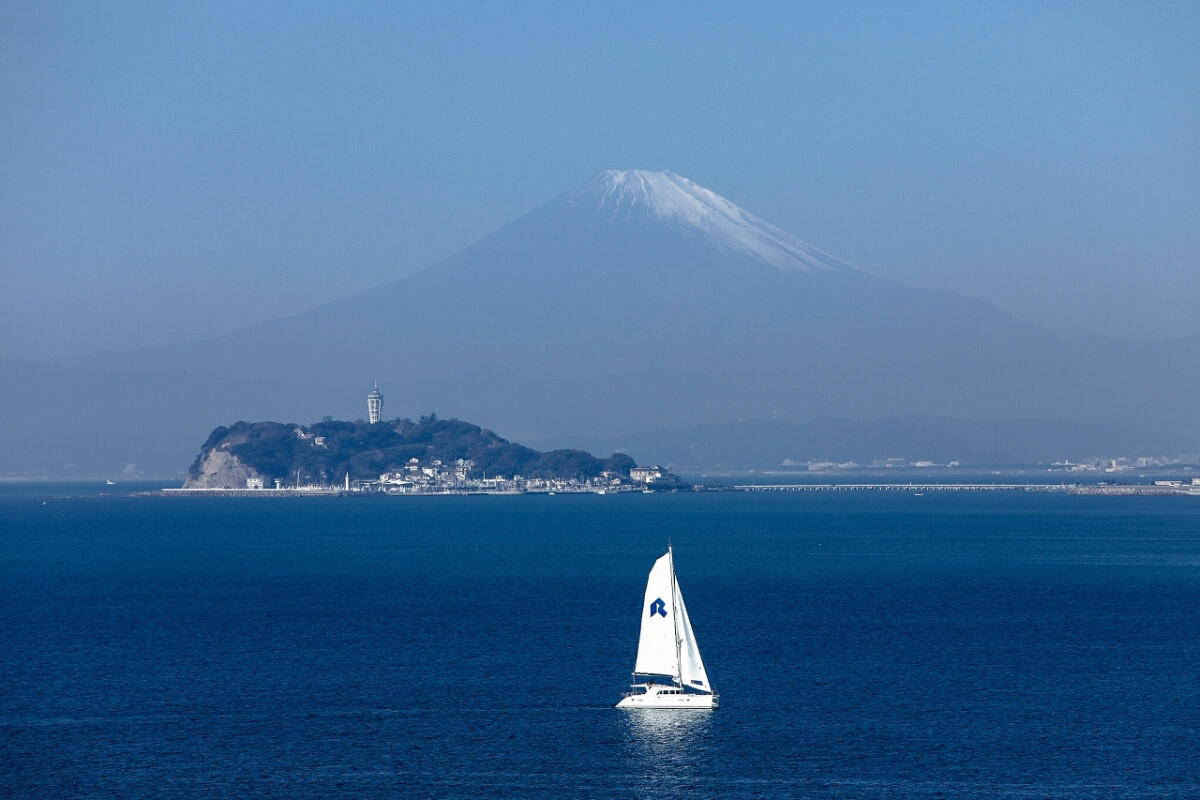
[3,485,1200,798]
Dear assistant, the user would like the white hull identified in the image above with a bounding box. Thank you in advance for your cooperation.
[617,683,718,709]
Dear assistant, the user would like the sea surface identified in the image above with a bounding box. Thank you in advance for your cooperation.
[3,485,1200,798]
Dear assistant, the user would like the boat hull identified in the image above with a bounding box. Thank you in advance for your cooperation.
[616,684,718,709]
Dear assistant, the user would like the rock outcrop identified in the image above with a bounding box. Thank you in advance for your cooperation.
[183,448,262,489]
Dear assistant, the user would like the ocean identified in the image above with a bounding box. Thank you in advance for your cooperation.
[3,486,1200,798]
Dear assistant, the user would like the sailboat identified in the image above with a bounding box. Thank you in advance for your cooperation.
[617,545,718,709]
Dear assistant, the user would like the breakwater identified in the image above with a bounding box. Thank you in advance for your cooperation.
[734,483,1200,496]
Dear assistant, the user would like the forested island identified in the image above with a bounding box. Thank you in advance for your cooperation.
[183,415,685,492]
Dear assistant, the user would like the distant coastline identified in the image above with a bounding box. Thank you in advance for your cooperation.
[153,479,1200,498]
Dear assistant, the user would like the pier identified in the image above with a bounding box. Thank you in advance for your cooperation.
[734,483,1060,492]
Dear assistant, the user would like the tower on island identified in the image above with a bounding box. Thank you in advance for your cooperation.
[368,382,384,424]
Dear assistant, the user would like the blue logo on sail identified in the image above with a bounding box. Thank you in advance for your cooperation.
[649,598,668,617]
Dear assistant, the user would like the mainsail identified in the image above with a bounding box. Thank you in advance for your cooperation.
[632,548,711,692]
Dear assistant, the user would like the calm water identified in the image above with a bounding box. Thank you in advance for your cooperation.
[3,487,1200,798]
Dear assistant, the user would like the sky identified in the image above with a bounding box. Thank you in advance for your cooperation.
[2,1,1198,359]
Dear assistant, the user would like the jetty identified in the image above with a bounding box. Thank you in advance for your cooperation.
[734,482,1199,496]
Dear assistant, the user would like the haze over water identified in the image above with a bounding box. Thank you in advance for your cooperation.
[4,489,1199,797]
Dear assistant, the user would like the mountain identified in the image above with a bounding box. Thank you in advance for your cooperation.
[3,169,1199,477]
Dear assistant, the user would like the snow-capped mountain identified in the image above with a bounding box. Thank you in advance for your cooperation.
[3,170,1199,475]
[563,170,848,273]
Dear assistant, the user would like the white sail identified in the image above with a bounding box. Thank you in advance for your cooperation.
[633,552,679,680]
[631,548,712,693]
[673,573,711,692]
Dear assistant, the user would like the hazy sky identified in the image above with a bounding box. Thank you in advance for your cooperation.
[3,1,1198,359]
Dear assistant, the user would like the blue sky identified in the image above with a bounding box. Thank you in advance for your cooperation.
[2,1,1198,358]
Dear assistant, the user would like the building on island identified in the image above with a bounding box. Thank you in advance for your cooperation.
[629,465,664,484]
[368,382,384,424]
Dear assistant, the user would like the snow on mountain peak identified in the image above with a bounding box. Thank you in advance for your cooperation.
[565,170,848,273]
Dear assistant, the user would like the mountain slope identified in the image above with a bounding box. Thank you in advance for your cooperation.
[4,169,1199,476]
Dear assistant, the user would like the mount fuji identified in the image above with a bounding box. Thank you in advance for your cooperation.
[563,170,847,273]
[4,170,1199,475]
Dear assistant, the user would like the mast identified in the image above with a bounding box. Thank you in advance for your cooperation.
[668,542,682,688]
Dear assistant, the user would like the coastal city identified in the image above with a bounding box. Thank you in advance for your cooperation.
[201,459,677,496]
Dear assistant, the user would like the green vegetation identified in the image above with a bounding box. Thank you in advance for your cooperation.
[188,416,636,484]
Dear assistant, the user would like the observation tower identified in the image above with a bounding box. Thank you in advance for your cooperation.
[368,382,383,424]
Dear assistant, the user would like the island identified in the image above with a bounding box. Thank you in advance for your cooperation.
[182,415,689,494]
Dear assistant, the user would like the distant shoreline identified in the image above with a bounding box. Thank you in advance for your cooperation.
[149,482,1200,498]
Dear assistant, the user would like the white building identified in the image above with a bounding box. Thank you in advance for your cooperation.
[630,466,664,483]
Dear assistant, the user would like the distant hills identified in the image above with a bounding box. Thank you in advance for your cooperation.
[3,169,1199,477]
[563,416,1200,473]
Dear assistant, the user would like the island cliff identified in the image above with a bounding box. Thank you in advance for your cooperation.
[183,416,639,489]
